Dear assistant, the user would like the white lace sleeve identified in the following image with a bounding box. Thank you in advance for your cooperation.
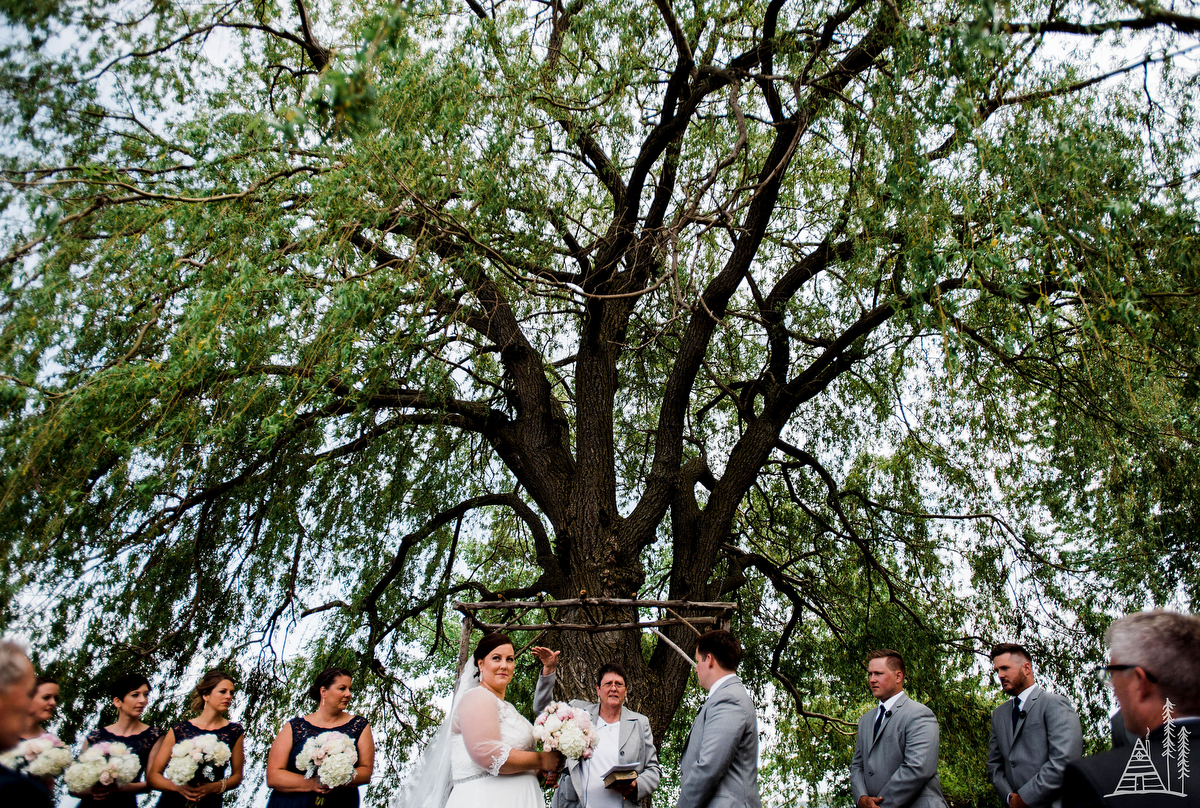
[455,688,513,775]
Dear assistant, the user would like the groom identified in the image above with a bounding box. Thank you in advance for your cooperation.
[677,629,761,808]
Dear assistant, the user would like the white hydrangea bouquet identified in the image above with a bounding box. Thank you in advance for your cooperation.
[0,734,73,779]
[532,701,597,760]
[63,741,141,793]
[296,731,357,805]
[163,733,232,789]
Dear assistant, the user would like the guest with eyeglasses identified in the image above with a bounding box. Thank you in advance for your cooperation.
[1063,610,1200,807]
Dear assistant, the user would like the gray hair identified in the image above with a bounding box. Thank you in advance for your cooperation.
[1107,610,1200,715]
[0,639,31,690]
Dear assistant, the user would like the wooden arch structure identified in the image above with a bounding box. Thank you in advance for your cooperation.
[453,597,736,677]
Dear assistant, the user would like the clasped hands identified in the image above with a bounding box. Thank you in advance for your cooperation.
[78,782,118,801]
[173,780,226,801]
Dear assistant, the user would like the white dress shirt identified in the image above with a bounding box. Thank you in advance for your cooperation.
[707,673,737,699]
[879,691,905,714]
[579,714,624,808]
[1013,683,1039,712]
[1006,684,1039,806]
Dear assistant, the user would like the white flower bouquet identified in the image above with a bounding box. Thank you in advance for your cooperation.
[0,734,73,779]
[532,701,597,760]
[296,731,357,805]
[63,741,142,792]
[163,733,232,788]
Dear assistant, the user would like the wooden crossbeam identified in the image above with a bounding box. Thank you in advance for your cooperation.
[452,598,735,677]
[453,598,735,612]
[466,616,721,633]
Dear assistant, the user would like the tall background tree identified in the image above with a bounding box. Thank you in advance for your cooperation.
[1,0,1198,803]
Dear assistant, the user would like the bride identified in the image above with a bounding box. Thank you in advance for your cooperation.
[395,633,562,808]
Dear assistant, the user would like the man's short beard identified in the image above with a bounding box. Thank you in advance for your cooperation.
[1004,670,1030,693]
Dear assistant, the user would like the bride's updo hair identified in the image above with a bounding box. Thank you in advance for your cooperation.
[471,633,514,677]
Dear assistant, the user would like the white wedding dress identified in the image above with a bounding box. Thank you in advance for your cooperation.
[444,687,542,808]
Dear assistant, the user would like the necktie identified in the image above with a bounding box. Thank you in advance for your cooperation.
[873,704,885,739]
[1011,699,1021,731]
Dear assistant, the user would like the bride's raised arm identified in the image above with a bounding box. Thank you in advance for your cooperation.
[455,688,560,776]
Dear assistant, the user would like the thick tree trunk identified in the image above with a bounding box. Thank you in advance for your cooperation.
[545,604,698,747]
[541,511,717,745]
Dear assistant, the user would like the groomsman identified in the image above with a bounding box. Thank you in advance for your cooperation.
[850,649,947,808]
[986,643,1083,808]
[1063,610,1200,808]
[0,639,52,807]
[677,630,761,808]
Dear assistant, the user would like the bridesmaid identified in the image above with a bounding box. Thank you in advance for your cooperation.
[21,675,61,791]
[147,670,245,806]
[265,667,375,807]
[71,674,165,806]
[23,676,59,740]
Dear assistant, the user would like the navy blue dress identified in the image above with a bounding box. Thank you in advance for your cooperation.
[155,720,244,808]
[78,725,164,808]
[265,715,369,808]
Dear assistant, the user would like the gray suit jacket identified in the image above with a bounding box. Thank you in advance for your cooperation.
[986,686,1083,808]
[533,673,662,808]
[676,676,761,808]
[850,692,947,808]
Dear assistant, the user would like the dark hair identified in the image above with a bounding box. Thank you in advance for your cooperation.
[595,663,628,688]
[990,643,1032,664]
[189,669,236,714]
[472,633,514,675]
[34,675,58,691]
[308,667,353,703]
[867,649,906,676]
[108,674,151,701]
[695,629,742,672]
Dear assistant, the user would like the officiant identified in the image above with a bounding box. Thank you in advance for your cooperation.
[532,648,662,808]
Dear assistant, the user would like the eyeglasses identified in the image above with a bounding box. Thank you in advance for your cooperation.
[1097,664,1158,684]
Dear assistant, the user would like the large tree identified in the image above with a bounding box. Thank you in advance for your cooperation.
[2,0,1198,802]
